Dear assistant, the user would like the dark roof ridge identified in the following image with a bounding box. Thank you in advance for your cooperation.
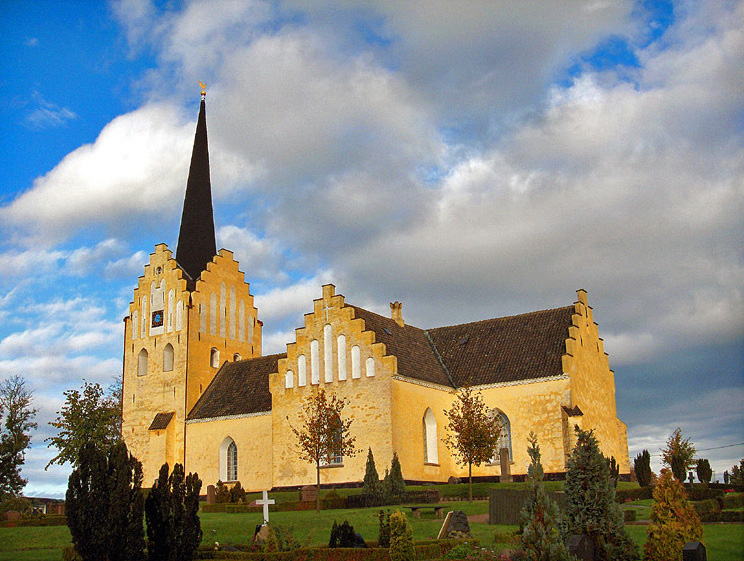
[233,351,287,365]
[428,304,576,332]
[424,331,456,388]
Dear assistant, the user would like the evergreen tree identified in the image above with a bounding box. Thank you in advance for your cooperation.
[389,510,414,561]
[728,459,744,485]
[644,469,703,561]
[519,432,573,561]
[564,427,639,561]
[388,452,406,498]
[145,463,203,561]
[362,448,382,501]
[229,481,246,503]
[634,450,652,488]
[378,509,391,548]
[66,442,146,561]
[696,459,712,485]
[671,455,686,483]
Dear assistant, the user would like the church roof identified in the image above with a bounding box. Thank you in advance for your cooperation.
[175,96,217,284]
[187,353,285,421]
[187,303,575,420]
[350,306,454,387]
[426,306,575,387]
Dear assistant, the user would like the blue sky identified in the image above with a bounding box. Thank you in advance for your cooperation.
[1,0,742,498]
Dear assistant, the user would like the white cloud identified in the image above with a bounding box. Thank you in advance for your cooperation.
[25,92,77,129]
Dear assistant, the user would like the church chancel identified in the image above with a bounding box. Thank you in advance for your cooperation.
[121,89,631,491]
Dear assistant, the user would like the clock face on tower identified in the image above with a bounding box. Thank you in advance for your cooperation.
[152,310,164,328]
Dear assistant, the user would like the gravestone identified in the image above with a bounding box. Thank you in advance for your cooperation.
[447,476,462,484]
[353,533,367,548]
[300,485,316,503]
[443,510,471,539]
[255,490,275,525]
[206,485,216,504]
[683,541,706,561]
[499,448,512,483]
[253,524,270,546]
[568,534,594,561]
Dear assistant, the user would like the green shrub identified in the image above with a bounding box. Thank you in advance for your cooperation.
[685,486,723,501]
[615,486,654,503]
[389,511,414,561]
[215,480,231,503]
[363,448,382,501]
[722,492,744,509]
[378,510,390,548]
[696,459,712,485]
[634,450,653,488]
[329,520,356,548]
[644,469,703,561]
[623,510,637,523]
[230,481,247,504]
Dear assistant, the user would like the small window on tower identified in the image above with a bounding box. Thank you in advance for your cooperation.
[233,353,242,361]
[210,348,220,368]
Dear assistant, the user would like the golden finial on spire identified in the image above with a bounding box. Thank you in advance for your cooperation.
[199,81,207,98]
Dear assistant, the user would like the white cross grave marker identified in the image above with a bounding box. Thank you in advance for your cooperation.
[256,490,275,525]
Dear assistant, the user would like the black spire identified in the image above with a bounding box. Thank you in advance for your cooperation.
[176,91,216,283]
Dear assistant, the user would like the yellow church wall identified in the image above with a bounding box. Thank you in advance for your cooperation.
[270,285,396,489]
[562,290,630,473]
[186,249,260,414]
[122,244,191,484]
[185,414,273,491]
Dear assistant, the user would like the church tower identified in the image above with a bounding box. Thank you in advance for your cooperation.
[122,89,262,484]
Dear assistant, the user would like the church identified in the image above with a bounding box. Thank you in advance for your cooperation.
[121,92,630,491]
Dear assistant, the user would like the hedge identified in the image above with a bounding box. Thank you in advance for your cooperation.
[195,540,466,560]
[693,499,722,522]
[615,487,654,503]
[722,492,744,509]
[0,514,67,528]
[202,490,440,514]
[685,487,723,501]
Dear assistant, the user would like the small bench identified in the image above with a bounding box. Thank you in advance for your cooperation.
[408,505,445,519]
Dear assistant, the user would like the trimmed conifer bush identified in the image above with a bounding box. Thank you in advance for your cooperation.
[388,453,406,497]
[644,469,703,560]
[564,427,639,561]
[634,450,652,488]
[696,458,712,485]
[363,448,382,502]
[378,510,391,548]
[389,511,414,561]
[519,432,573,561]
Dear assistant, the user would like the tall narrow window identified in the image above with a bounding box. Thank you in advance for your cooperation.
[210,348,220,368]
[163,343,174,372]
[366,357,375,377]
[137,348,148,377]
[324,324,333,383]
[310,340,320,384]
[167,290,174,332]
[491,409,512,461]
[220,437,238,482]
[132,310,138,339]
[423,408,438,464]
[141,297,148,337]
[176,300,184,331]
[285,370,294,389]
[229,286,236,340]
[199,302,207,333]
[351,346,361,379]
[238,300,245,342]
[298,355,307,386]
[210,293,217,335]
[337,334,347,381]
[219,283,227,338]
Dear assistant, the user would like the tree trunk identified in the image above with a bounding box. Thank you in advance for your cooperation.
[469,462,473,502]
[316,463,320,514]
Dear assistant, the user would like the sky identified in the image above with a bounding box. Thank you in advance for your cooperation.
[0,0,742,499]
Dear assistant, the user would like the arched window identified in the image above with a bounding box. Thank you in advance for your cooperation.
[137,348,148,377]
[351,346,361,379]
[219,437,238,482]
[492,409,512,461]
[167,289,174,332]
[423,408,438,464]
[238,300,245,342]
[233,353,242,361]
[163,343,174,372]
[210,348,220,368]
[219,283,227,338]
[310,340,320,385]
[366,357,375,377]
[141,296,148,337]
[176,300,184,331]
[337,335,347,380]
[199,302,207,333]
[298,355,307,386]
[285,370,294,389]
[324,324,333,383]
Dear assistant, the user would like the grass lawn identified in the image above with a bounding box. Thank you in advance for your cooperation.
[3,495,743,560]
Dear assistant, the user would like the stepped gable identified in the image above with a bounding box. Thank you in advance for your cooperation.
[349,306,453,388]
[426,306,574,387]
[187,353,285,420]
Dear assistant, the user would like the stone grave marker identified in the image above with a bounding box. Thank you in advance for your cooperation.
[300,485,316,503]
[499,448,512,482]
[683,541,706,561]
[568,534,594,561]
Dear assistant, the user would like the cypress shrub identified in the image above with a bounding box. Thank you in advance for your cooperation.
[378,510,391,548]
[634,450,652,488]
[328,520,356,548]
[696,459,712,485]
[363,448,382,501]
[644,469,703,561]
[388,453,406,498]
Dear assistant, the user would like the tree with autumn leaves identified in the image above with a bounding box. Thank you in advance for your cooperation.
[443,385,501,501]
[290,388,357,512]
